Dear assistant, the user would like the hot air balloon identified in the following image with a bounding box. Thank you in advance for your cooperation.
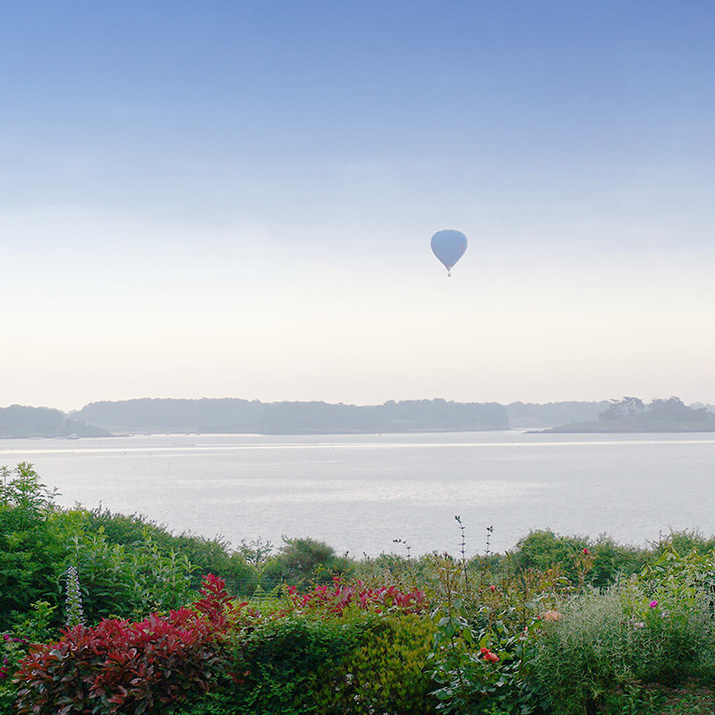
[431,229,467,276]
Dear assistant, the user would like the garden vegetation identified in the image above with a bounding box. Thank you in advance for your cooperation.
[3,463,715,714]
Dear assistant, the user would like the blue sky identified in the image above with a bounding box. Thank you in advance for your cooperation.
[2,1,714,410]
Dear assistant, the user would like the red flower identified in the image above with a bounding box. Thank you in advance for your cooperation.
[480,647,499,663]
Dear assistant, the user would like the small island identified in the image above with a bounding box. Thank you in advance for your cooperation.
[541,396,715,433]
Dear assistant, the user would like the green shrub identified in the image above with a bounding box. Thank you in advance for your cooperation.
[315,613,437,715]
[0,601,58,715]
[0,633,26,715]
[223,614,359,715]
[66,530,197,622]
[86,508,259,596]
[586,534,649,589]
[262,537,354,590]
[0,464,83,626]
[511,529,648,588]
[512,530,589,573]
[652,529,715,558]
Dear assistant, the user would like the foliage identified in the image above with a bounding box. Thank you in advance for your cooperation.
[85,507,259,596]
[512,529,589,574]
[225,614,358,715]
[0,463,253,628]
[510,529,648,588]
[0,631,28,715]
[649,529,715,560]
[585,534,650,589]
[14,575,236,715]
[66,530,197,622]
[0,464,201,628]
[428,553,562,714]
[531,574,715,715]
[262,536,354,590]
[0,601,56,715]
[191,580,430,715]
[170,578,433,715]
[315,613,438,715]
[0,463,79,625]
[284,577,427,617]
[8,465,715,713]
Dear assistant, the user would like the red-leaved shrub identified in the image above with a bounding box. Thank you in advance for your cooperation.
[286,578,427,616]
[15,574,238,715]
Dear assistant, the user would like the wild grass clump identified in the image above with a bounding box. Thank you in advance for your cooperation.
[531,575,715,714]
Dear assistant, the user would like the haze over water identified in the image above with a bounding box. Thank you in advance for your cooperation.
[2,431,713,557]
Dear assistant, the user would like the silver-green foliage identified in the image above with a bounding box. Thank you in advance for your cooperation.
[532,576,715,714]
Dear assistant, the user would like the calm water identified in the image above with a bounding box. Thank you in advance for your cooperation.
[1,431,714,557]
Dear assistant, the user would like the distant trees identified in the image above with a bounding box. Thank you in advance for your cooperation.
[649,396,709,421]
[600,396,645,420]
[0,406,108,438]
[7,397,714,437]
[506,401,610,428]
[547,396,715,433]
[599,396,710,423]
[75,397,509,435]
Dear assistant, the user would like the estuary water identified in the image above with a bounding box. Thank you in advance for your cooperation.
[1,431,714,557]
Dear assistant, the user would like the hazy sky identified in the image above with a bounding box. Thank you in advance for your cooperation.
[2,1,714,411]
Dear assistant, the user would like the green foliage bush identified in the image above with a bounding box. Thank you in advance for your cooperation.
[653,529,715,557]
[66,530,197,622]
[0,464,260,630]
[262,536,354,590]
[315,613,437,715]
[511,529,649,588]
[0,464,83,625]
[0,602,56,715]
[230,615,359,715]
[85,507,259,596]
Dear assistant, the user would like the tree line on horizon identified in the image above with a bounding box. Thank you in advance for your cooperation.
[0,398,605,437]
[0,396,713,438]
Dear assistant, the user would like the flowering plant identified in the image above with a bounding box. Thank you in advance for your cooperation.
[479,646,499,663]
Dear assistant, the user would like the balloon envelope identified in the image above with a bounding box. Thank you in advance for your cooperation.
[431,230,467,274]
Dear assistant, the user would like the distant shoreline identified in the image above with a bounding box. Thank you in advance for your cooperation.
[531,425,715,434]
[2,396,714,439]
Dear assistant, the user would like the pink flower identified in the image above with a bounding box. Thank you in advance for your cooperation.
[480,647,500,663]
[649,600,658,608]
